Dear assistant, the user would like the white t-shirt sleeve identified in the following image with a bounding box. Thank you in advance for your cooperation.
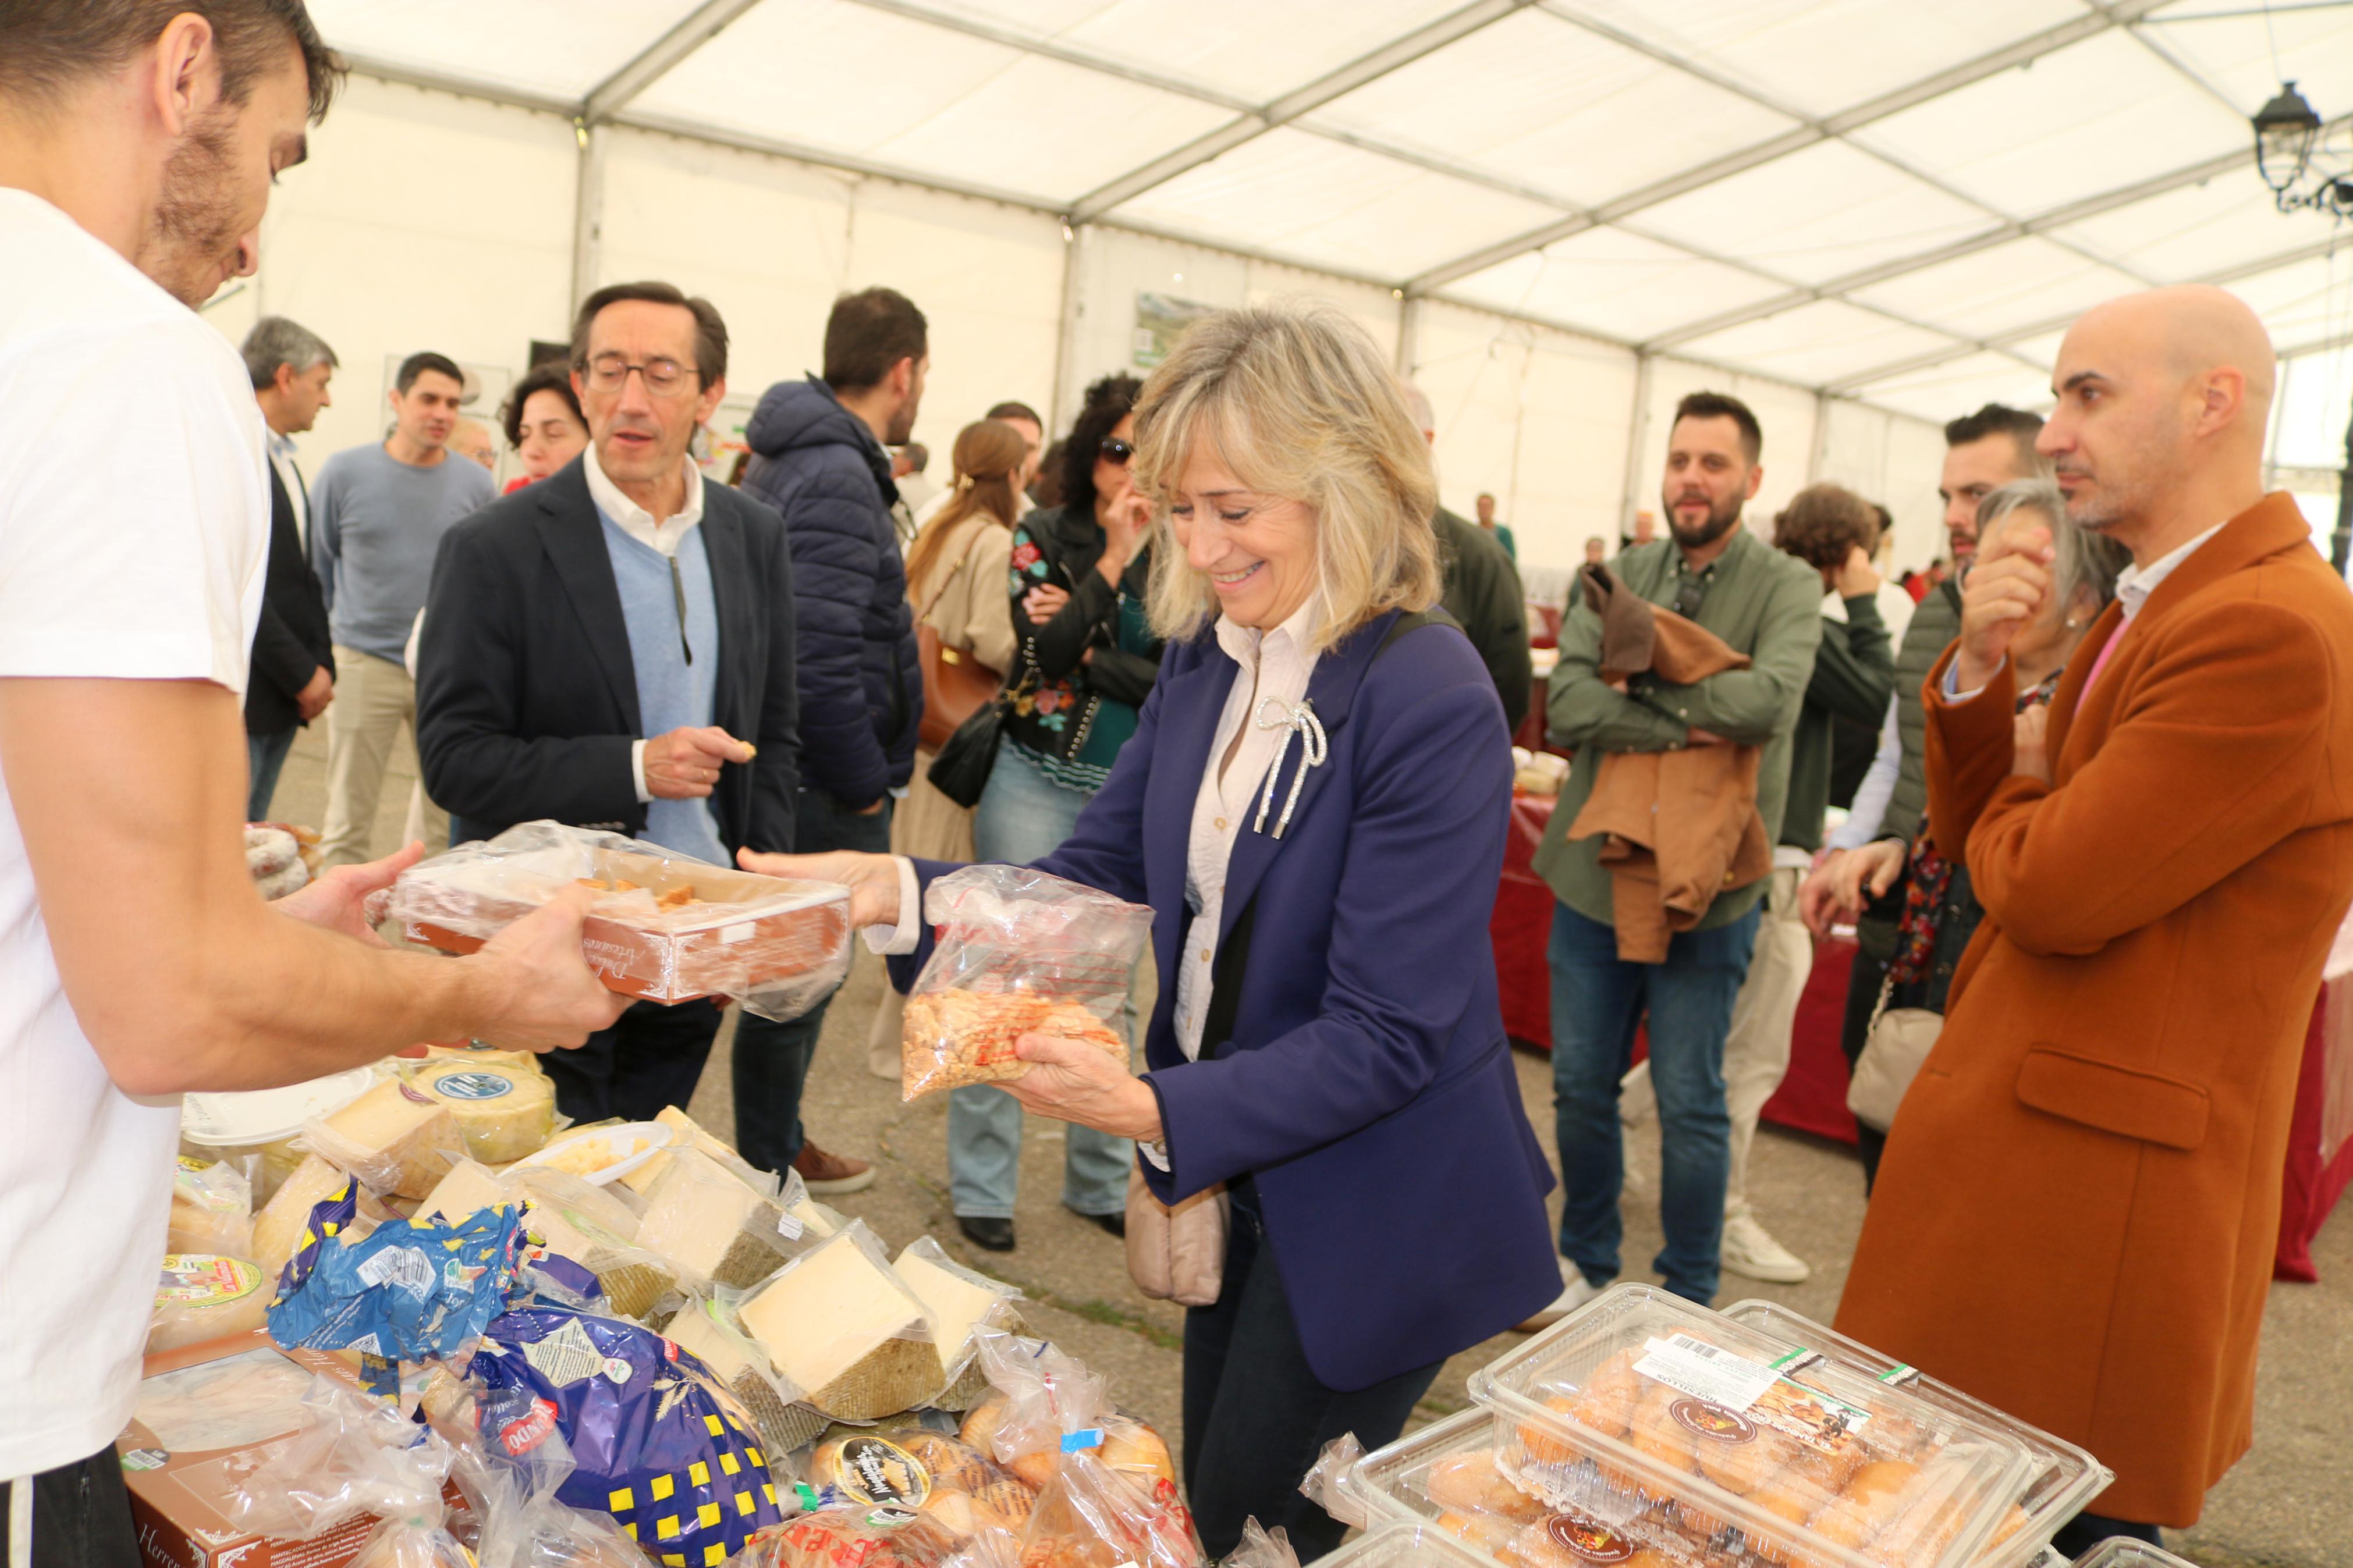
[0,319,267,691]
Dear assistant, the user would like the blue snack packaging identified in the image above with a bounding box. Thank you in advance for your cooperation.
[467,1307,787,1567]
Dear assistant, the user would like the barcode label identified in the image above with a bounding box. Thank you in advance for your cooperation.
[1631,1334,1781,1411]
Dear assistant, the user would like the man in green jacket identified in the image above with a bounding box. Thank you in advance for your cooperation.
[1524,392,1820,1323]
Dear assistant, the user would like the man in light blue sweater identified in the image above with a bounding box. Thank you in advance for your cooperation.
[312,350,492,864]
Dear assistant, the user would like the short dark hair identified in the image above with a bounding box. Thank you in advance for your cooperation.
[985,400,1042,429]
[500,360,583,449]
[1772,483,1876,571]
[240,314,335,390]
[570,280,729,385]
[902,442,929,473]
[0,0,340,121]
[1944,402,2043,454]
[822,287,927,393]
[395,351,462,396]
[1673,391,1762,463]
[1060,373,1142,515]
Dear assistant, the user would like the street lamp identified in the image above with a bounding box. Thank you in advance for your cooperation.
[2253,81,2353,218]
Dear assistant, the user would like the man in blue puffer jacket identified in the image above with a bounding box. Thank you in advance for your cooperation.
[734,286,928,1195]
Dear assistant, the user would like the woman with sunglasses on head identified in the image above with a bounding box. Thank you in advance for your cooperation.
[931,372,1165,1254]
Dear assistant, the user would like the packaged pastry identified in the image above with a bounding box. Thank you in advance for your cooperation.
[1464,1286,2043,1568]
[374,821,851,1022]
[900,867,1150,1102]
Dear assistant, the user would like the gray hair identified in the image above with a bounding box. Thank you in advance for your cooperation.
[1976,478,2127,615]
[242,316,338,392]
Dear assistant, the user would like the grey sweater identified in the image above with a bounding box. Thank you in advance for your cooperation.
[313,443,494,663]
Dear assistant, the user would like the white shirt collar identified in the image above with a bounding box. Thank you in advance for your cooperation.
[265,428,299,463]
[585,443,705,557]
[1213,590,1323,670]
[2115,522,2226,622]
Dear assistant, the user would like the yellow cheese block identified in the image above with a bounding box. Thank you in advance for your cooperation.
[663,1297,822,1455]
[148,1254,268,1353]
[637,1151,790,1291]
[417,1159,513,1224]
[737,1226,943,1421]
[251,1154,349,1283]
[894,1243,1012,1374]
[315,1079,464,1200]
[407,1059,558,1165]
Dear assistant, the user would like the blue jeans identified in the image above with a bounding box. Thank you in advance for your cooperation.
[247,727,297,823]
[731,790,893,1175]
[952,742,1133,1219]
[1549,899,1760,1304]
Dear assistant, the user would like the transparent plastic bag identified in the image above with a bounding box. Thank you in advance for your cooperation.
[368,821,851,1022]
[504,1167,677,1321]
[968,1331,1176,1496]
[893,1238,1021,1408]
[168,1155,255,1258]
[743,1501,982,1568]
[300,1078,469,1202]
[734,1222,943,1421]
[662,1290,825,1458]
[636,1149,805,1293]
[900,867,1151,1102]
[1225,1519,1300,1568]
[225,1377,456,1541]
[456,1428,649,1568]
[1298,1435,1372,1531]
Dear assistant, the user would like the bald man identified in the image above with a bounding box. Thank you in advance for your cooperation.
[1835,287,2353,1548]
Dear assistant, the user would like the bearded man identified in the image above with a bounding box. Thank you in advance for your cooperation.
[1520,390,1822,1325]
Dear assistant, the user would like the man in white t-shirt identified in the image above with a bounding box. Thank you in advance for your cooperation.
[0,8,627,1558]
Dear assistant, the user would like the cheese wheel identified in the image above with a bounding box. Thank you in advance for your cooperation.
[737,1228,943,1421]
[408,1059,558,1165]
[148,1254,268,1353]
[316,1079,465,1200]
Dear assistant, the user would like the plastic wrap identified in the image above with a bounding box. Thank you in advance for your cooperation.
[661,1292,824,1459]
[2068,1543,2201,1568]
[169,1155,256,1258]
[457,1429,652,1568]
[893,1238,1021,1409]
[735,1223,943,1421]
[506,1167,678,1321]
[225,1376,456,1541]
[1297,1435,1372,1531]
[372,822,853,1022]
[966,1332,1172,1494]
[148,1254,270,1353]
[900,867,1150,1101]
[623,1104,787,1200]
[1316,1522,1497,1568]
[302,1078,470,1201]
[741,1502,982,1568]
[465,1307,788,1564]
[1222,1519,1300,1568]
[182,1066,377,1204]
[1009,1433,1201,1568]
[637,1149,805,1293]
[517,1123,675,1187]
[1465,1286,2040,1568]
[402,1055,564,1165]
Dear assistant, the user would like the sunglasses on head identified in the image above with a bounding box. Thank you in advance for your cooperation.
[1099,438,1134,465]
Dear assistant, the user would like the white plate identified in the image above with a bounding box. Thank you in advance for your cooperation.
[512,1121,674,1186]
[180,1067,377,1147]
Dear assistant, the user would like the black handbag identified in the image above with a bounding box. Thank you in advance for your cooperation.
[928,637,1035,809]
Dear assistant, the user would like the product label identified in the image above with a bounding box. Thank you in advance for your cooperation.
[499,1397,558,1455]
[397,1082,436,1107]
[1545,1510,1638,1564]
[155,1256,261,1305]
[1667,1397,1756,1445]
[777,1209,805,1240]
[523,1317,608,1388]
[120,1448,169,1472]
[721,922,757,945]
[1632,1334,1872,1455]
[354,1246,436,1301]
[833,1437,929,1508]
[431,1071,515,1101]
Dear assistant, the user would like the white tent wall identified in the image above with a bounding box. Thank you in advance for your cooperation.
[1059,227,1249,430]
[1814,399,1954,575]
[1635,358,1819,552]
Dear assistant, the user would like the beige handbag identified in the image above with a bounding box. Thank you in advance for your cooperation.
[1846,970,1943,1133]
[1124,1164,1229,1307]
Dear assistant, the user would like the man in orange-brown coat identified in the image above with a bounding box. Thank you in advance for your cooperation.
[1835,286,2353,1551]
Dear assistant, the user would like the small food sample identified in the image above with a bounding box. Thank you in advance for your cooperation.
[148,1254,268,1353]
[735,1224,943,1421]
[516,1122,669,1185]
[902,989,1125,1100]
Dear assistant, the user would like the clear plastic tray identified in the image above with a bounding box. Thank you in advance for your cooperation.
[2069,1544,2200,1568]
[1465,1285,2040,1568]
[1719,1299,2114,1568]
[1319,1521,1503,1568]
[1343,1408,1557,1566]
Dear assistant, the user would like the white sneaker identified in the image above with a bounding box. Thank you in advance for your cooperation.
[1721,1206,1810,1284]
[1516,1259,1607,1333]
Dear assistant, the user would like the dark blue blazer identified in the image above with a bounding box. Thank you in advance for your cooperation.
[893,607,1559,1389]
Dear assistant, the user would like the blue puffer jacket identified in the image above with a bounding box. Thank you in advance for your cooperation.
[740,375,920,806]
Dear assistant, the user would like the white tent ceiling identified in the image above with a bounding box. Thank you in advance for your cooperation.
[314,0,2353,415]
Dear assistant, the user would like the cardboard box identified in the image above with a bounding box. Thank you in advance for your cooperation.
[117,1332,454,1568]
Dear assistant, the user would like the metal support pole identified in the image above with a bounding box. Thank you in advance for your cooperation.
[2332,397,2353,577]
[1395,293,1422,379]
[1618,352,1654,546]
[569,122,608,315]
[1049,222,1090,435]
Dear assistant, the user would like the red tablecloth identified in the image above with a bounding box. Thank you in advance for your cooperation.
[1490,795,2353,1278]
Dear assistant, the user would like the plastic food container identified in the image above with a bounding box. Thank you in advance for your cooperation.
[1467,1285,2040,1568]
[180,1066,377,1203]
[2068,1546,2199,1568]
[513,1121,672,1185]
[1319,1521,1500,1568]
[1719,1299,2113,1568]
[375,822,852,1022]
[1342,1408,1592,1565]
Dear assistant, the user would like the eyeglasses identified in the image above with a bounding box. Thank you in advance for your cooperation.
[582,354,699,396]
[1098,438,1134,465]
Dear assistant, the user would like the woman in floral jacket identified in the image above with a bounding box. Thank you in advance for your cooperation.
[950,372,1165,1253]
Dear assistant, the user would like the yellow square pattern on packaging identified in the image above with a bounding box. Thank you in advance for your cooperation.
[697,1504,721,1530]
[651,1474,675,1502]
[609,1488,633,1512]
[656,1517,680,1541]
[624,1525,640,1541]
[747,1449,764,1468]
[704,1414,725,1437]
[704,1548,726,1566]
[735,1493,755,1517]
[663,1555,685,1566]
[719,1453,740,1477]
[688,1462,710,1487]
[761,1484,777,1508]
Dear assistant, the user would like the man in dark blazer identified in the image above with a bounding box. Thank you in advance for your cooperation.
[417,281,801,1127]
[240,317,339,822]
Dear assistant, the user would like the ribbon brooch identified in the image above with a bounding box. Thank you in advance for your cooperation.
[1252,695,1327,839]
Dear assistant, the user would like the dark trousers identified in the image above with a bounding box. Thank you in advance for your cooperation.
[732,790,893,1173]
[2050,1513,2164,1555]
[0,1445,139,1568]
[544,995,724,1126]
[1182,1186,1439,1563]
[246,726,297,823]
[1839,936,1891,1191]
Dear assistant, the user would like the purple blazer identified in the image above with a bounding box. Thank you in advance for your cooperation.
[895,608,1559,1390]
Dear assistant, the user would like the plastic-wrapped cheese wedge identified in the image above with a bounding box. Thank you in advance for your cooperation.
[306,1078,466,1200]
[893,1237,1020,1408]
[252,1154,395,1284]
[636,1149,794,1292]
[506,1167,676,1319]
[664,1291,825,1457]
[168,1156,255,1258]
[148,1254,268,1353]
[736,1221,945,1421]
[620,1104,776,1198]
[417,1158,512,1224]
[404,1058,559,1165]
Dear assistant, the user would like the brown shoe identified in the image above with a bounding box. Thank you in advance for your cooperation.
[793,1140,875,1196]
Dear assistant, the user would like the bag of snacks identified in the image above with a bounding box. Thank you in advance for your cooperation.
[900,867,1151,1102]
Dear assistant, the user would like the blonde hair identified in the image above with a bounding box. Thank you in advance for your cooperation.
[1134,303,1440,650]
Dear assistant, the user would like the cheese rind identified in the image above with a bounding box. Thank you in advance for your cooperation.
[637,1151,790,1292]
[736,1224,943,1421]
[663,1296,823,1455]
[893,1238,1017,1407]
[311,1079,464,1199]
[407,1060,558,1165]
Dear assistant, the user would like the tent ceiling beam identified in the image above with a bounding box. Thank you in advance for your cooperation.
[1406,0,2171,296]
[1062,0,1537,221]
[581,0,765,125]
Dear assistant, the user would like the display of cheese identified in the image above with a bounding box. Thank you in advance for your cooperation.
[168,1156,255,1258]
[636,1150,792,1291]
[622,1104,774,1197]
[662,1295,823,1456]
[735,1221,943,1421]
[147,1254,268,1352]
[253,1154,393,1283]
[405,1058,558,1165]
[894,1238,1017,1406]
[310,1078,465,1199]
[506,1167,674,1319]
[417,1158,512,1224]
